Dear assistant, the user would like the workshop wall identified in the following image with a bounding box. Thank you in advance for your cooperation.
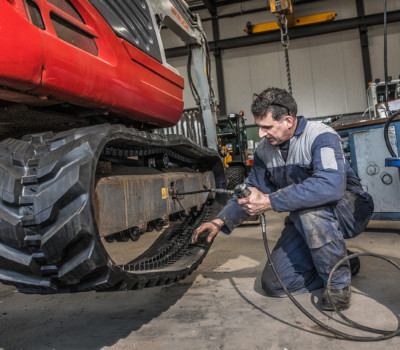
[364,0,400,14]
[163,0,400,124]
[368,23,400,81]
[220,29,366,122]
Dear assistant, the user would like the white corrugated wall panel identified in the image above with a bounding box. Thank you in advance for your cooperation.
[368,23,400,82]
[306,30,366,119]
[220,47,254,117]
[221,29,366,123]
[364,0,400,15]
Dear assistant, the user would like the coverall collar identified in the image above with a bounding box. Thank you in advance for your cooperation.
[294,116,307,136]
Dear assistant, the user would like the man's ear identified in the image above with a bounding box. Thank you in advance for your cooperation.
[284,115,295,129]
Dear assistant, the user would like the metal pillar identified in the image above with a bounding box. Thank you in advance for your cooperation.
[356,0,372,88]
[212,16,227,116]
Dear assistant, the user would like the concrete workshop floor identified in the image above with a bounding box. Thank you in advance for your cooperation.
[0,211,399,350]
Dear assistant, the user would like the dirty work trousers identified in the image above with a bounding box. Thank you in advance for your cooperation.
[261,190,374,296]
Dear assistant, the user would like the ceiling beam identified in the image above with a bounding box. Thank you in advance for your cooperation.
[190,0,250,12]
[166,10,400,58]
[190,0,322,12]
[201,0,217,15]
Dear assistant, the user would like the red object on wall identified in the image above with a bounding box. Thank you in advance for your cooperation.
[0,0,184,128]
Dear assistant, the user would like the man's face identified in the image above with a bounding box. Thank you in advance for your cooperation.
[255,112,295,146]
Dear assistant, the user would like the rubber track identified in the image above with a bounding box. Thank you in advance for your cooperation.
[0,124,225,293]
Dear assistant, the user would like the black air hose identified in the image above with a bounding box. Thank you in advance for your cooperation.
[261,213,400,341]
[384,111,400,157]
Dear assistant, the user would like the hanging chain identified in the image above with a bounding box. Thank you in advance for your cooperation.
[278,15,293,95]
[284,47,292,95]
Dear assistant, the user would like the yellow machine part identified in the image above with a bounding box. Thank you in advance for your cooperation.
[222,145,232,167]
[245,11,336,34]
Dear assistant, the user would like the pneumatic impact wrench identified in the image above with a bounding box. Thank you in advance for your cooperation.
[234,183,267,233]
[233,183,252,198]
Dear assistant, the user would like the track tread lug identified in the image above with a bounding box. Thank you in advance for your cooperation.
[21,215,36,227]
[21,175,38,184]
[41,265,58,273]
[24,234,41,245]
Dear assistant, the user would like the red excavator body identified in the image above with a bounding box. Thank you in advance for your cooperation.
[0,0,184,128]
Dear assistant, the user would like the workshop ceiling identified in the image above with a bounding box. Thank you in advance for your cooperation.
[186,0,323,15]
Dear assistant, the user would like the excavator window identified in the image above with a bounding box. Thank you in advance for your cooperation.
[23,0,98,55]
[50,12,98,55]
[47,0,85,23]
[24,0,45,30]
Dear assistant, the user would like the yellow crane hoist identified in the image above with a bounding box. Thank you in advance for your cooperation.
[270,0,294,15]
[245,1,335,34]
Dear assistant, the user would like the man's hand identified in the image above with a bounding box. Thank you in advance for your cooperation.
[237,186,273,215]
[191,218,224,244]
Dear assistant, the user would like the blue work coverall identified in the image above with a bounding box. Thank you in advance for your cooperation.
[216,116,374,295]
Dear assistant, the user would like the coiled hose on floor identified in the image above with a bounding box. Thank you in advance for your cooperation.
[260,213,400,341]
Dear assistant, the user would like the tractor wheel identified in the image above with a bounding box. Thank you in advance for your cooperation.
[226,165,246,190]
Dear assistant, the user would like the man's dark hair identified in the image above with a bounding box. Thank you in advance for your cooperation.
[251,88,297,121]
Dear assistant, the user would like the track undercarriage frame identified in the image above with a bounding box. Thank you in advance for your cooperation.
[0,124,226,293]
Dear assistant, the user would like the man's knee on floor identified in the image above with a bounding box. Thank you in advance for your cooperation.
[261,264,286,297]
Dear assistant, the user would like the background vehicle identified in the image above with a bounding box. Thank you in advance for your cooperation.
[0,0,227,293]
[217,112,250,190]
[217,112,260,225]
[367,78,400,119]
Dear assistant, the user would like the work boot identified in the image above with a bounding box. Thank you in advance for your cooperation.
[321,286,351,311]
[347,249,360,276]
